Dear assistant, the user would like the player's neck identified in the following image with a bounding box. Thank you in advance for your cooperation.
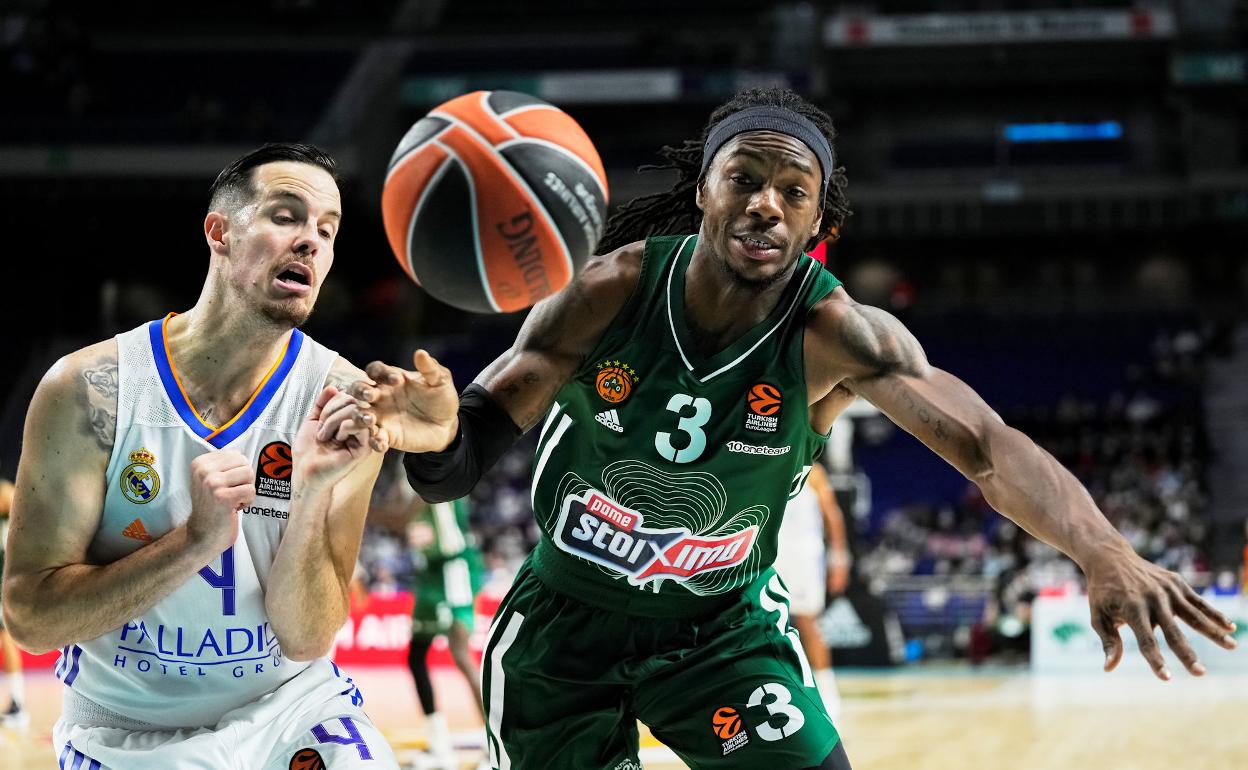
[683,243,794,356]
[163,304,294,424]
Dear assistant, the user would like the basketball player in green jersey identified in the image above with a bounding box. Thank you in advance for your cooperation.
[333,88,1238,769]
[406,496,487,769]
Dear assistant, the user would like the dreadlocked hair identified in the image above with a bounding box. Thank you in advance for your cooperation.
[598,87,851,254]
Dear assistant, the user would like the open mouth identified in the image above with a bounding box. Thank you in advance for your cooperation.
[273,262,313,293]
[734,234,783,259]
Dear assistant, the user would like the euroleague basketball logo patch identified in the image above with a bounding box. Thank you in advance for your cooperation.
[744,383,782,433]
[256,441,293,500]
[712,706,750,755]
[121,447,161,505]
[288,748,325,770]
[595,359,639,404]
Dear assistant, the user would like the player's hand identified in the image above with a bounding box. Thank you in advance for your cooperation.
[1084,548,1237,680]
[296,386,382,493]
[351,350,459,454]
[828,561,850,596]
[187,450,254,554]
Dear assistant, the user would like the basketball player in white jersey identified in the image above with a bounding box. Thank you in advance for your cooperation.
[1,144,399,769]
[775,462,848,720]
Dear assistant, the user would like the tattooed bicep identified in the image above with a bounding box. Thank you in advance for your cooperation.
[839,304,929,379]
[324,358,366,393]
[82,355,118,451]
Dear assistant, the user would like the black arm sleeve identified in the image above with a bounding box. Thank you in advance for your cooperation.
[402,383,524,503]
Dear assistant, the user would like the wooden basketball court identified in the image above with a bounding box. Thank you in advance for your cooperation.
[3,666,1246,769]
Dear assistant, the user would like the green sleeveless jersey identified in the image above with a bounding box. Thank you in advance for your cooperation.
[412,497,475,567]
[529,234,842,614]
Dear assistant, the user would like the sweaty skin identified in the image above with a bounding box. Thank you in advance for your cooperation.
[346,129,1236,680]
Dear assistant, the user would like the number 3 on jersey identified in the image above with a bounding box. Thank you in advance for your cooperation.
[655,394,712,464]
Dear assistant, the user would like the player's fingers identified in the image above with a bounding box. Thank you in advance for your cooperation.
[316,395,365,441]
[1090,610,1123,673]
[309,385,338,420]
[1171,586,1238,650]
[1125,609,1170,681]
[348,380,378,402]
[1176,581,1238,636]
[1157,611,1204,676]
[368,429,391,454]
[216,464,256,487]
[364,360,404,387]
[412,349,448,388]
[334,410,376,443]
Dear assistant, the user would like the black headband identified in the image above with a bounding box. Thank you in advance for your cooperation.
[700,106,834,199]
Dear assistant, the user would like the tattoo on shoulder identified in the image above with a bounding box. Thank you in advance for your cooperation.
[325,360,361,393]
[839,305,928,378]
[83,356,118,450]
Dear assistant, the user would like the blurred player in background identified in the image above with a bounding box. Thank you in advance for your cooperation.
[0,478,27,729]
[775,462,848,721]
[1,144,397,769]
[406,495,488,770]
[347,88,1237,770]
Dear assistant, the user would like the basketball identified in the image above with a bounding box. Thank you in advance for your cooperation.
[382,90,609,313]
[288,748,325,770]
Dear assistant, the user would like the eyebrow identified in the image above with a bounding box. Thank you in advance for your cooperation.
[730,147,816,177]
[269,190,341,221]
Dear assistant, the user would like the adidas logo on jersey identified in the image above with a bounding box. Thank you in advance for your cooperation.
[121,518,153,542]
[595,409,623,432]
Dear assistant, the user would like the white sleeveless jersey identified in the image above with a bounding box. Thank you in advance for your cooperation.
[56,317,339,729]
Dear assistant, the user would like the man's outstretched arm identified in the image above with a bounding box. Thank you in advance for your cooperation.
[349,243,644,501]
[806,291,1237,679]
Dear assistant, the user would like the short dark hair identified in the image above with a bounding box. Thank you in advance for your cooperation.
[208,142,338,213]
[600,88,850,254]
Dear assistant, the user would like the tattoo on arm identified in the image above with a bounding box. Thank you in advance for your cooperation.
[83,357,118,451]
[840,305,928,379]
[884,376,951,443]
[324,360,361,393]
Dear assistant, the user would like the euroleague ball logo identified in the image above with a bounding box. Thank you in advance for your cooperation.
[747,384,782,416]
[744,383,782,433]
[595,359,639,404]
[256,441,293,500]
[288,748,325,770]
[712,706,744,739]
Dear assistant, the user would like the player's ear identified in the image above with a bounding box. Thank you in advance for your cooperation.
[809,210,823,241]
[695,175,707,212]
[205,211,229,255]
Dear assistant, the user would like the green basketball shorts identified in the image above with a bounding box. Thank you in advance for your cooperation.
[480,558,843,769]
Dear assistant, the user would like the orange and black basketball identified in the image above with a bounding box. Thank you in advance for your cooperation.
[748,383,783,416]
[382,90,609,313]
[288,748,326,770]
[712,706,744,740]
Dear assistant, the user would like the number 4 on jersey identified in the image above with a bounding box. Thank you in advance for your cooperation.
[198,545,236,616]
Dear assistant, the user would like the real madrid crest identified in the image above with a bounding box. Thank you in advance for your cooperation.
[121,447,161,505]
[594,359,639,404]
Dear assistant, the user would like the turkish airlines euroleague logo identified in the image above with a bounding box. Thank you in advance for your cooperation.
[256,441,293,500]
[744,383,781,433]
[713,705,750,754]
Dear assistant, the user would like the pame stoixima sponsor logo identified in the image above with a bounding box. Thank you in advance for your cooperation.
[554,489,757,588]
